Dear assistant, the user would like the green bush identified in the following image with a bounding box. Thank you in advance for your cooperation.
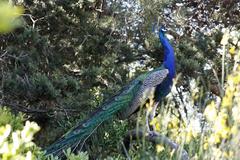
[0,107,42,160]
[0,107,24,131]
[0,107,90,159]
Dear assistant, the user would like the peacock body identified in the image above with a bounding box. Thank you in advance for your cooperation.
[45,27,175,157]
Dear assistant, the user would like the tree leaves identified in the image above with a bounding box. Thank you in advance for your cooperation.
[0,2,24,33]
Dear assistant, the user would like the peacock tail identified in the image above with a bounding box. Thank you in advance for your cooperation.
[45,66,168,157]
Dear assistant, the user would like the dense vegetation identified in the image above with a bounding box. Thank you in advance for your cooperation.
[0,0,240,159]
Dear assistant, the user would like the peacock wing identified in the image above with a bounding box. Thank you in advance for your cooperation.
[118,69,169,119]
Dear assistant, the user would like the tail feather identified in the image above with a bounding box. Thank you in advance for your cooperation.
[45,79,142,157]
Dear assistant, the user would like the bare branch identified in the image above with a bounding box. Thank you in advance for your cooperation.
[123,129,189,160]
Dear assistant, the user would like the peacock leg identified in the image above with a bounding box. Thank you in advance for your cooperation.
[146,98,156,132]
[146,108,151,132]
[149,102,159,131]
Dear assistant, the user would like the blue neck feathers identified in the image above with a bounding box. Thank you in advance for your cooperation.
[159,30,175,79]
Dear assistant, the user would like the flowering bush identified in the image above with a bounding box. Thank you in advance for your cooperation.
[0,121,41,160]
[149,29,240,159]
[0,107,90,160]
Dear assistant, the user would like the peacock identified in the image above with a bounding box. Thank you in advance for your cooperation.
[45,26,175,157]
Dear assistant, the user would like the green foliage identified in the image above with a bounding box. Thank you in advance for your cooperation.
[3,73,58,100]
[0,107,24,130]
[32,74,59,100]
[40,149,89,160]
[86,120,128,159]
[0,122,41,160]
[0,107,42,160]
[64,149,89,160]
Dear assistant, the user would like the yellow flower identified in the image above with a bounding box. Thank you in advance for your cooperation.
[156,144,165,153]
[232,106,240,122]
[150,117,161,131]
[212,148,223,159]
[213,113,230,139]
[0,125,11,145]
[150,117,158,126]
[26,151,32,160]
[229,46,235,55]
[229,151,234,158]
[230,125,238,135]
[186,131,193,143]
[204,101,217,122]
[21,121,40,143]
[167,116,179,129]
[175,134,181,143]
[203,142,208,150]
[12,131,20,154]
[208,134,221,144]
[221,97,232,109]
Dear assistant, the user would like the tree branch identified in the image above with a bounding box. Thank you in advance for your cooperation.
[122,129,189,160]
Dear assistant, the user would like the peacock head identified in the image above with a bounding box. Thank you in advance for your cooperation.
[160,26,167,32]
[159,25,167,40]
[159,25,167,35]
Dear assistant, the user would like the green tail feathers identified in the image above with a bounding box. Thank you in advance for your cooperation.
[45,66,167,157]
[45,79,142,157]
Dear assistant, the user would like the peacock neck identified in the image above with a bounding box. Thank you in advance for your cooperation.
[159,31,175,79]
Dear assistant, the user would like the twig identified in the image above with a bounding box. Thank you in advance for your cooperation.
[122,129,189,160]
[0,51,8,58]
[22,14,44,28]
[221,45,225,93]
[121,141,131,160]
[211,67,223,96]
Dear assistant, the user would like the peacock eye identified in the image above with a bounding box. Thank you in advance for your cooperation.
[214,6,220,11]
[160,25,167,32]
[161,28,167,32]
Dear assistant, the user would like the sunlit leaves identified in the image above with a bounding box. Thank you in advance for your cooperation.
[156,144,165,153]
[220,31,230,46]
[0,2,24,33]
[0,121,40,159]
[204,101,217,122]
